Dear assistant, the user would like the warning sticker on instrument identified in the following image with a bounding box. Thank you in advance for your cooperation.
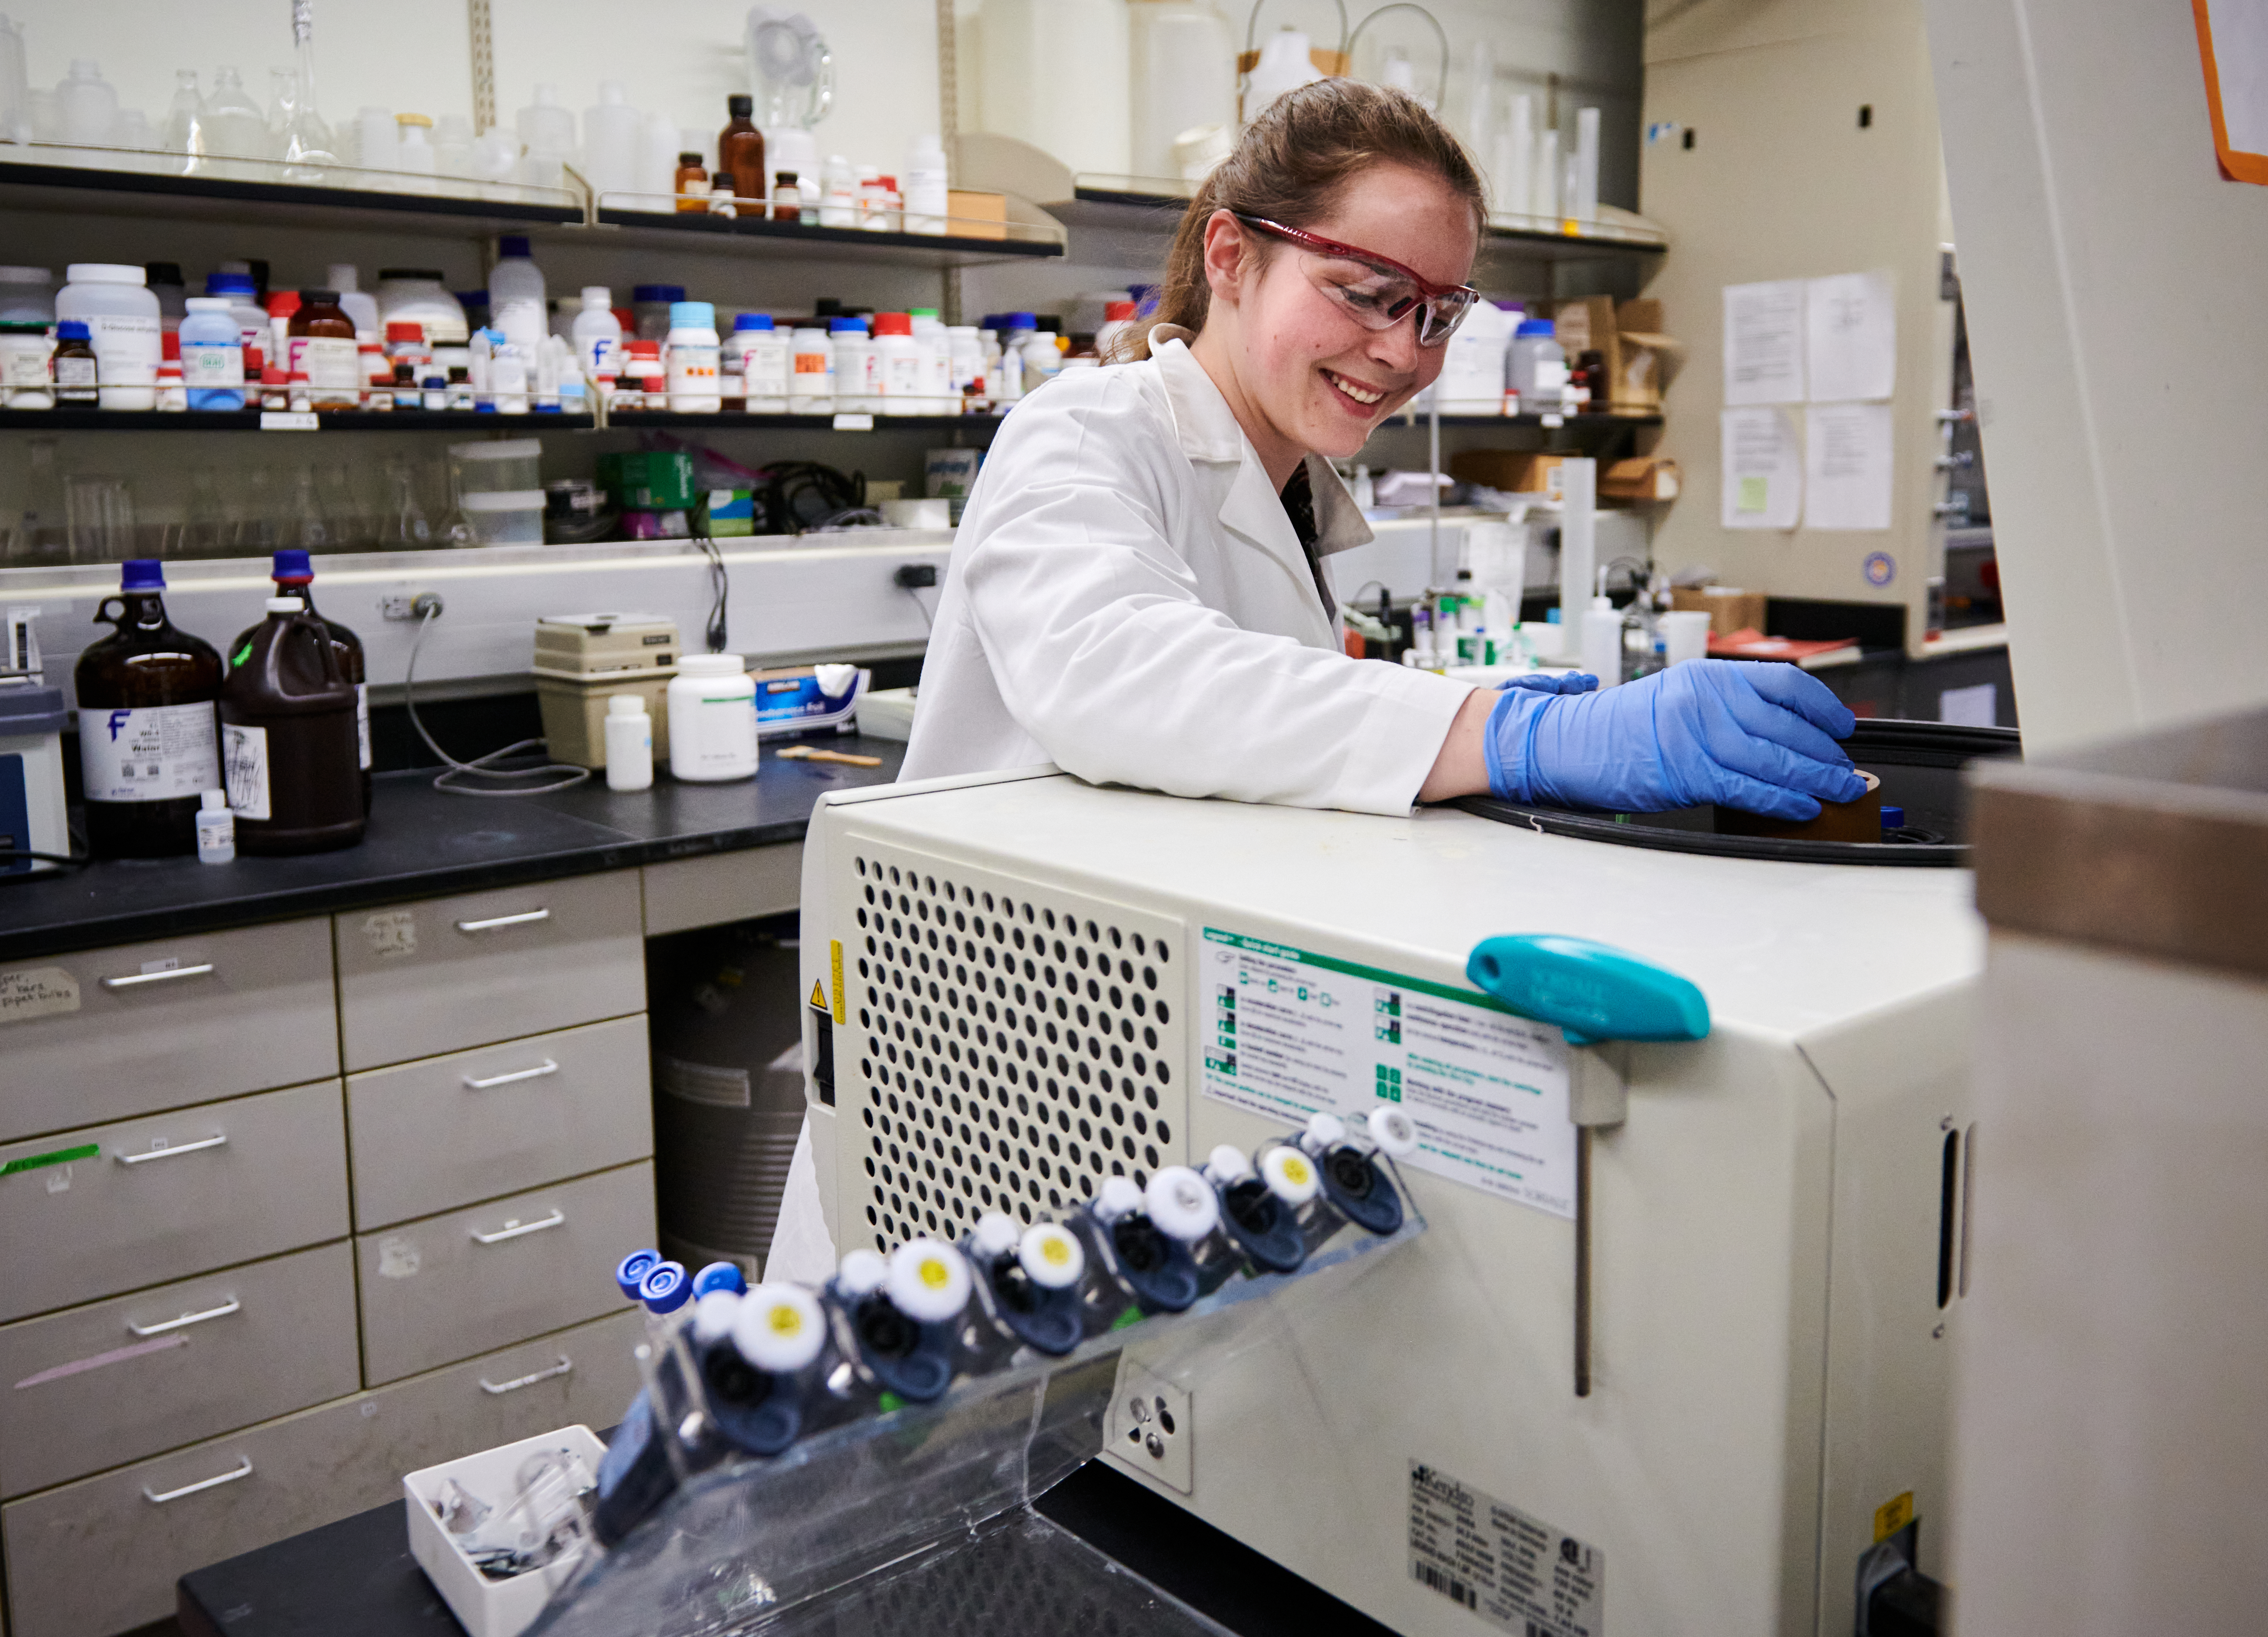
[1199,928,1574,1219]
[1409,1461,1602,1637]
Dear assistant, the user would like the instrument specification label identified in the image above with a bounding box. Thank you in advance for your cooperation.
[1198,928,1574,1219]
[1409,1461,1603,1637]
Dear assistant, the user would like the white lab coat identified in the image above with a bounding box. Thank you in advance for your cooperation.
[900,332,1474,812]
[765,332,1475,1284]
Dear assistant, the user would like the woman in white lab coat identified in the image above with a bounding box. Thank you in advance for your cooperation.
[766,81,1862,1278]
[900,78,1865,818]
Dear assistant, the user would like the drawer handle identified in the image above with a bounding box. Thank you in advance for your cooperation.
[143,1457,253,1504]
[463,1058,560,1090]
[470,1208,565,1246]
[455,908,551,934]
[128,1296,241,1337]
[116,1132,228,1166]
[480,1355,573,1395]
[100,963,216,991]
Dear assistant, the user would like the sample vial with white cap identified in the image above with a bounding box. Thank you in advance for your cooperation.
[604,693,653,791]
[195,789,234,863]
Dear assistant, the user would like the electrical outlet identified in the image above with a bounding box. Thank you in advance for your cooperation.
[378,591,445,621]
[1105,1358,1192,1495]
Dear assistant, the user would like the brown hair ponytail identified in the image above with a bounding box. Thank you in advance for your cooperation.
[1118,78,1486,363]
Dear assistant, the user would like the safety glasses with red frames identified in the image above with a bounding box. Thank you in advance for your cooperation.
[1233,214,1480,347]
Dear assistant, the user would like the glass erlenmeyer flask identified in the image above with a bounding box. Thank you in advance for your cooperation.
[283,466,335,551]
[15,436,64,563]
[235,465,281,555]
[375,456,433,547]
[277,0,338,177]
[203,67,269,169]
[162,70,205,172]
[181,468,228,557]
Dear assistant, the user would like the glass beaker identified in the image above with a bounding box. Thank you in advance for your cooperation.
[65,473,137,564]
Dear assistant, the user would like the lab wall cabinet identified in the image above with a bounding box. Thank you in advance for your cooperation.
[0,864,669,1637]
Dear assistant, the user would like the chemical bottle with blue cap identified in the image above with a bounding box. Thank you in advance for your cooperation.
[1070,1171,1217,1330]
[825,1239,972,1407]
[232,551,369,814]
[829,316,875,413]
[960,1212,1089,1367]
[664,301,721,413]
[1202,1142,1311,1276]
[592,1251,696,1545]
[75,559,222,858]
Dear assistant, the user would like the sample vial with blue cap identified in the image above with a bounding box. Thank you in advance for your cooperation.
[615,1248,662,1302]
[640,1260,691,1312]
[692,1261,747,1297]
[1880,805,1906,833]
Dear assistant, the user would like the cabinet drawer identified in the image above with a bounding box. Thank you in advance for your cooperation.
[1,1308,644,1637]
[347,1015,654,1231]
[0,919,338,1143]
[0,1082,349,1325]
[0,1241,357,1500]
[356,1161,654,1386]
[335,871,645,1072]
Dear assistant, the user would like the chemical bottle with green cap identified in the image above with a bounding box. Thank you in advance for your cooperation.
[74,559,222,858]
[219,595,363,854]
[233,551,369,813]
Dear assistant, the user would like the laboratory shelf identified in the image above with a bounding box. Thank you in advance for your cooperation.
[1375,410,1663,430]
[0,150,582,238]
[1049,179,1669,263]
[604,409,1007,433]
[588,206,1066,267]
[0,407,596,432]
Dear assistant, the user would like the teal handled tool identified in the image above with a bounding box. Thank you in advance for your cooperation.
[1467,934,1710,1395]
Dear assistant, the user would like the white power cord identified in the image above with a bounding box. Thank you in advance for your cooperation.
[403,603,590,797]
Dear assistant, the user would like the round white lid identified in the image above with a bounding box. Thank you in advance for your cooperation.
[1367,1105,1418,1157]
[887,1238,971,1323]
[1203,1143,1254,1185]
[1260,1143,1321,1206]
[606,693,647,717]
[837,1248,888,1296]
[1145,1166,1221,1241]
[678,653,747,676]
[1018,1223,1085,1290]
[457,489,547,511]
[1092,1174,1142,1223]
[265,596,305,613]
[689,1289,741,1345]
[66,263,146,285]
[969,1212,1019,1258]
[733,1284,826,1372]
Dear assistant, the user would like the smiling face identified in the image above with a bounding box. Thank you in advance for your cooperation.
[1189,160,1479,483]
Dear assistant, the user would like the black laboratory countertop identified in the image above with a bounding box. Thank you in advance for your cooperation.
[0,735,908,965]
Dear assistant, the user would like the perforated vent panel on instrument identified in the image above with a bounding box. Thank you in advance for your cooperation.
[843,843,1190,1254]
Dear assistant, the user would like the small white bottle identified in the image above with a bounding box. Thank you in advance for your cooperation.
[490,338,529,414]
[605,694,654,791]
[947,325,985,410]
[571,285,621,378]
[829,318,874,413]
[902,134,949,234]
[664,300,722,413]
[196,789,235,864]
[788,326,832,413]
[873,313,921,415]
[1580,590,1624,689]
[1020,330,1062,396]
[735,315,789,411]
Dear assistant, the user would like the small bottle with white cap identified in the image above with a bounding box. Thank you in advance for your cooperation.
[961,1211,1089,1364]
[826,1239,972,1406]
[1202,1141,1312,1276]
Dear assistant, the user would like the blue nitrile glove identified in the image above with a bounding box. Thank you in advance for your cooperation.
[1497,672,1599,697]
[1483,659,1864,820]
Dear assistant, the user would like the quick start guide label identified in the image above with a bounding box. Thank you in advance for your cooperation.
[1198,928,1574,1218]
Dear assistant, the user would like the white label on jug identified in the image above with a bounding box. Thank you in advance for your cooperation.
[182,341,245,388]
[91,313,161,384]
[78,704,220,804]
[356,682,370,770]
[221,721,271,820]
[0,965,80,1024]
[1198,927,1575,1219]
[1408,1461,1602,1637]
[299,335,359,390]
